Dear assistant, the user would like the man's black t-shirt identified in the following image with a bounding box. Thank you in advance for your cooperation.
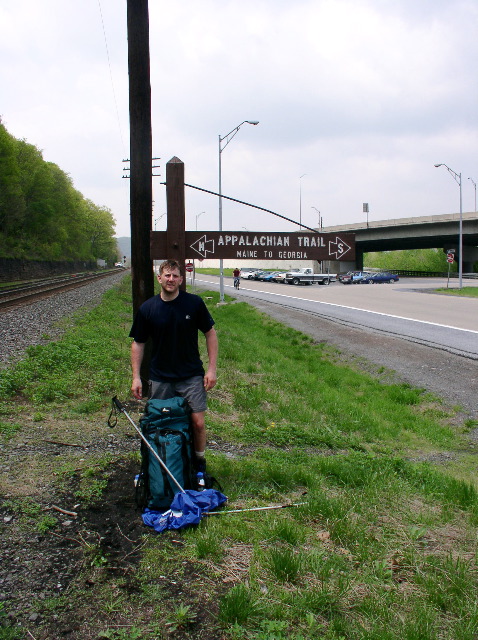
[129,290,215,381]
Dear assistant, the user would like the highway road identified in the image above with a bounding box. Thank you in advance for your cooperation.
[195,275,478,360]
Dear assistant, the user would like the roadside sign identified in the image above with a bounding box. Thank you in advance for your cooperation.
[151,231,356,261]
[185,262,194,272]
[446,252,455,263]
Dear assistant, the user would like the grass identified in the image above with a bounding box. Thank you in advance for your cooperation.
[196,267,234,276]
[1,275,477,639]
[434,286,478,297]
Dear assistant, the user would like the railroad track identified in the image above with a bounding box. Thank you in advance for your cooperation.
[0,270,126,311]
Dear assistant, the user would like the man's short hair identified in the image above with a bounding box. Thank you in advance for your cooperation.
[159,259,183,275]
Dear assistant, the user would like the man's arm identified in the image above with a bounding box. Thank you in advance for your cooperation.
[131,340,146,399]
[203,327,218,391]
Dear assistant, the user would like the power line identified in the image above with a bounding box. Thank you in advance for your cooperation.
[97,0,126,155]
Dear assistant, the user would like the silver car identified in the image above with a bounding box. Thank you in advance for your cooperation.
[240,268,262,279]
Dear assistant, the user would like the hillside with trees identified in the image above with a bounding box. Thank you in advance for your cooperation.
[0,119,118,264]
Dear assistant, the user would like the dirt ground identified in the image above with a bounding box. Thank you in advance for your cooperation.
[1,432,143,637]
[0,398,233,640]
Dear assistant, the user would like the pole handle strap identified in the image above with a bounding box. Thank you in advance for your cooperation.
[107,395,124,428]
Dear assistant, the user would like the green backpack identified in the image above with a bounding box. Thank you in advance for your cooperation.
[136,397,195,511]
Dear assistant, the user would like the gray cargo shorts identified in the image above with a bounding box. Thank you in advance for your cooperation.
[148,376,207,413]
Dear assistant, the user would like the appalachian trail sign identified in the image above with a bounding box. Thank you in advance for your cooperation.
[150,157,355,277]
[151,230,355,262]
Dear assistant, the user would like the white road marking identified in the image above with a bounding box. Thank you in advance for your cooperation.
[197,278,478,334]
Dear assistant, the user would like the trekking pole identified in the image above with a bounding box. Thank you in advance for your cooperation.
[110,396,185,493]
[205,501,307,516]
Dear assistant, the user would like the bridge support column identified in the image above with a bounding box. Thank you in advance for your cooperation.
[463,246,478,272]
[355,248,364,270]
[330,260,355,274]
[329,246,362,274]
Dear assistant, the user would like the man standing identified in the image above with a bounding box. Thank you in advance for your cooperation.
[130,259,218,471]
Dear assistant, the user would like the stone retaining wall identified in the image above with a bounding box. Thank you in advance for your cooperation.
[0,258,97,282]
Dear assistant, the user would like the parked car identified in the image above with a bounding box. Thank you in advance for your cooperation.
[114,262,125,268]
[284,268,336,286]
[272,272,288,283]
[273,268,302,283]
[338,271,371,284]
[359,272,400,284]
[252,270,272,281]
[261,271,281,282]
[240,268,262,279]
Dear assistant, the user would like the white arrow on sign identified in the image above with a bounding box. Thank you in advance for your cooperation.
[329,236,352,259]
[190,235,215,258]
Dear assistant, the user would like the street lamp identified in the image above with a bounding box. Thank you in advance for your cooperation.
[434,163,463,288]
[299,174,306,229]
[311,206,322,229]
[196,211,205,231]
[218,120,259,301]
[469,177,477,212]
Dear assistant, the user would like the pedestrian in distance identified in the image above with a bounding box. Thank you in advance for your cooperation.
[129,259,218,473]
[233,267,240,289]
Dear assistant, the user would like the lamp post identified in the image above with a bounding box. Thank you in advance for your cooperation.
[218,120,259,302]
[311,206,322,229]
[196,211,205,231]
[192,212,205,285]
[299,174,306,229]
[469,177,477,212]
[434,163,463,288]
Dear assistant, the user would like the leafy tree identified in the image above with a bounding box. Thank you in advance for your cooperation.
[0,120,117,262]
[81,199,117,263]
[0,120,25,247]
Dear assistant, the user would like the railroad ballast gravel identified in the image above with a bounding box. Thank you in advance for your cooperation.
[0,271,127,367]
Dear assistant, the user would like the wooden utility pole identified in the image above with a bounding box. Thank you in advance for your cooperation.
[127,0,154,314]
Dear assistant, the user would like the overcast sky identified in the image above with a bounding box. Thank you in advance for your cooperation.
[1,0,477,237]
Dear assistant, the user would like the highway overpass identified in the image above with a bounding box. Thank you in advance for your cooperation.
[323,212,478,272]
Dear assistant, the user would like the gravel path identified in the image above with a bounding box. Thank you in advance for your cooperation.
[0,271,127,368]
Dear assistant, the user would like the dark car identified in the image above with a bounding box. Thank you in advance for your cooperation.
[360,272,400,284]
[338,271,371,284]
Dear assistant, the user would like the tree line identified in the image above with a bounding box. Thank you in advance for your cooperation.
[365,248,458,272]
[0,119,118,264]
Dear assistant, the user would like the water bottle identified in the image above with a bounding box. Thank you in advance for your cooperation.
[197,472,205,490]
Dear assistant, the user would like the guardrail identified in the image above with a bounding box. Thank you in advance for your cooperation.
[362,269,478,279]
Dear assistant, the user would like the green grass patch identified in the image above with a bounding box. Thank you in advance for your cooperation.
[196,267,232,276]
[0,278,133,407]
[434,286,478,297]
[0,419,23,441]
[206,301,458,453]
